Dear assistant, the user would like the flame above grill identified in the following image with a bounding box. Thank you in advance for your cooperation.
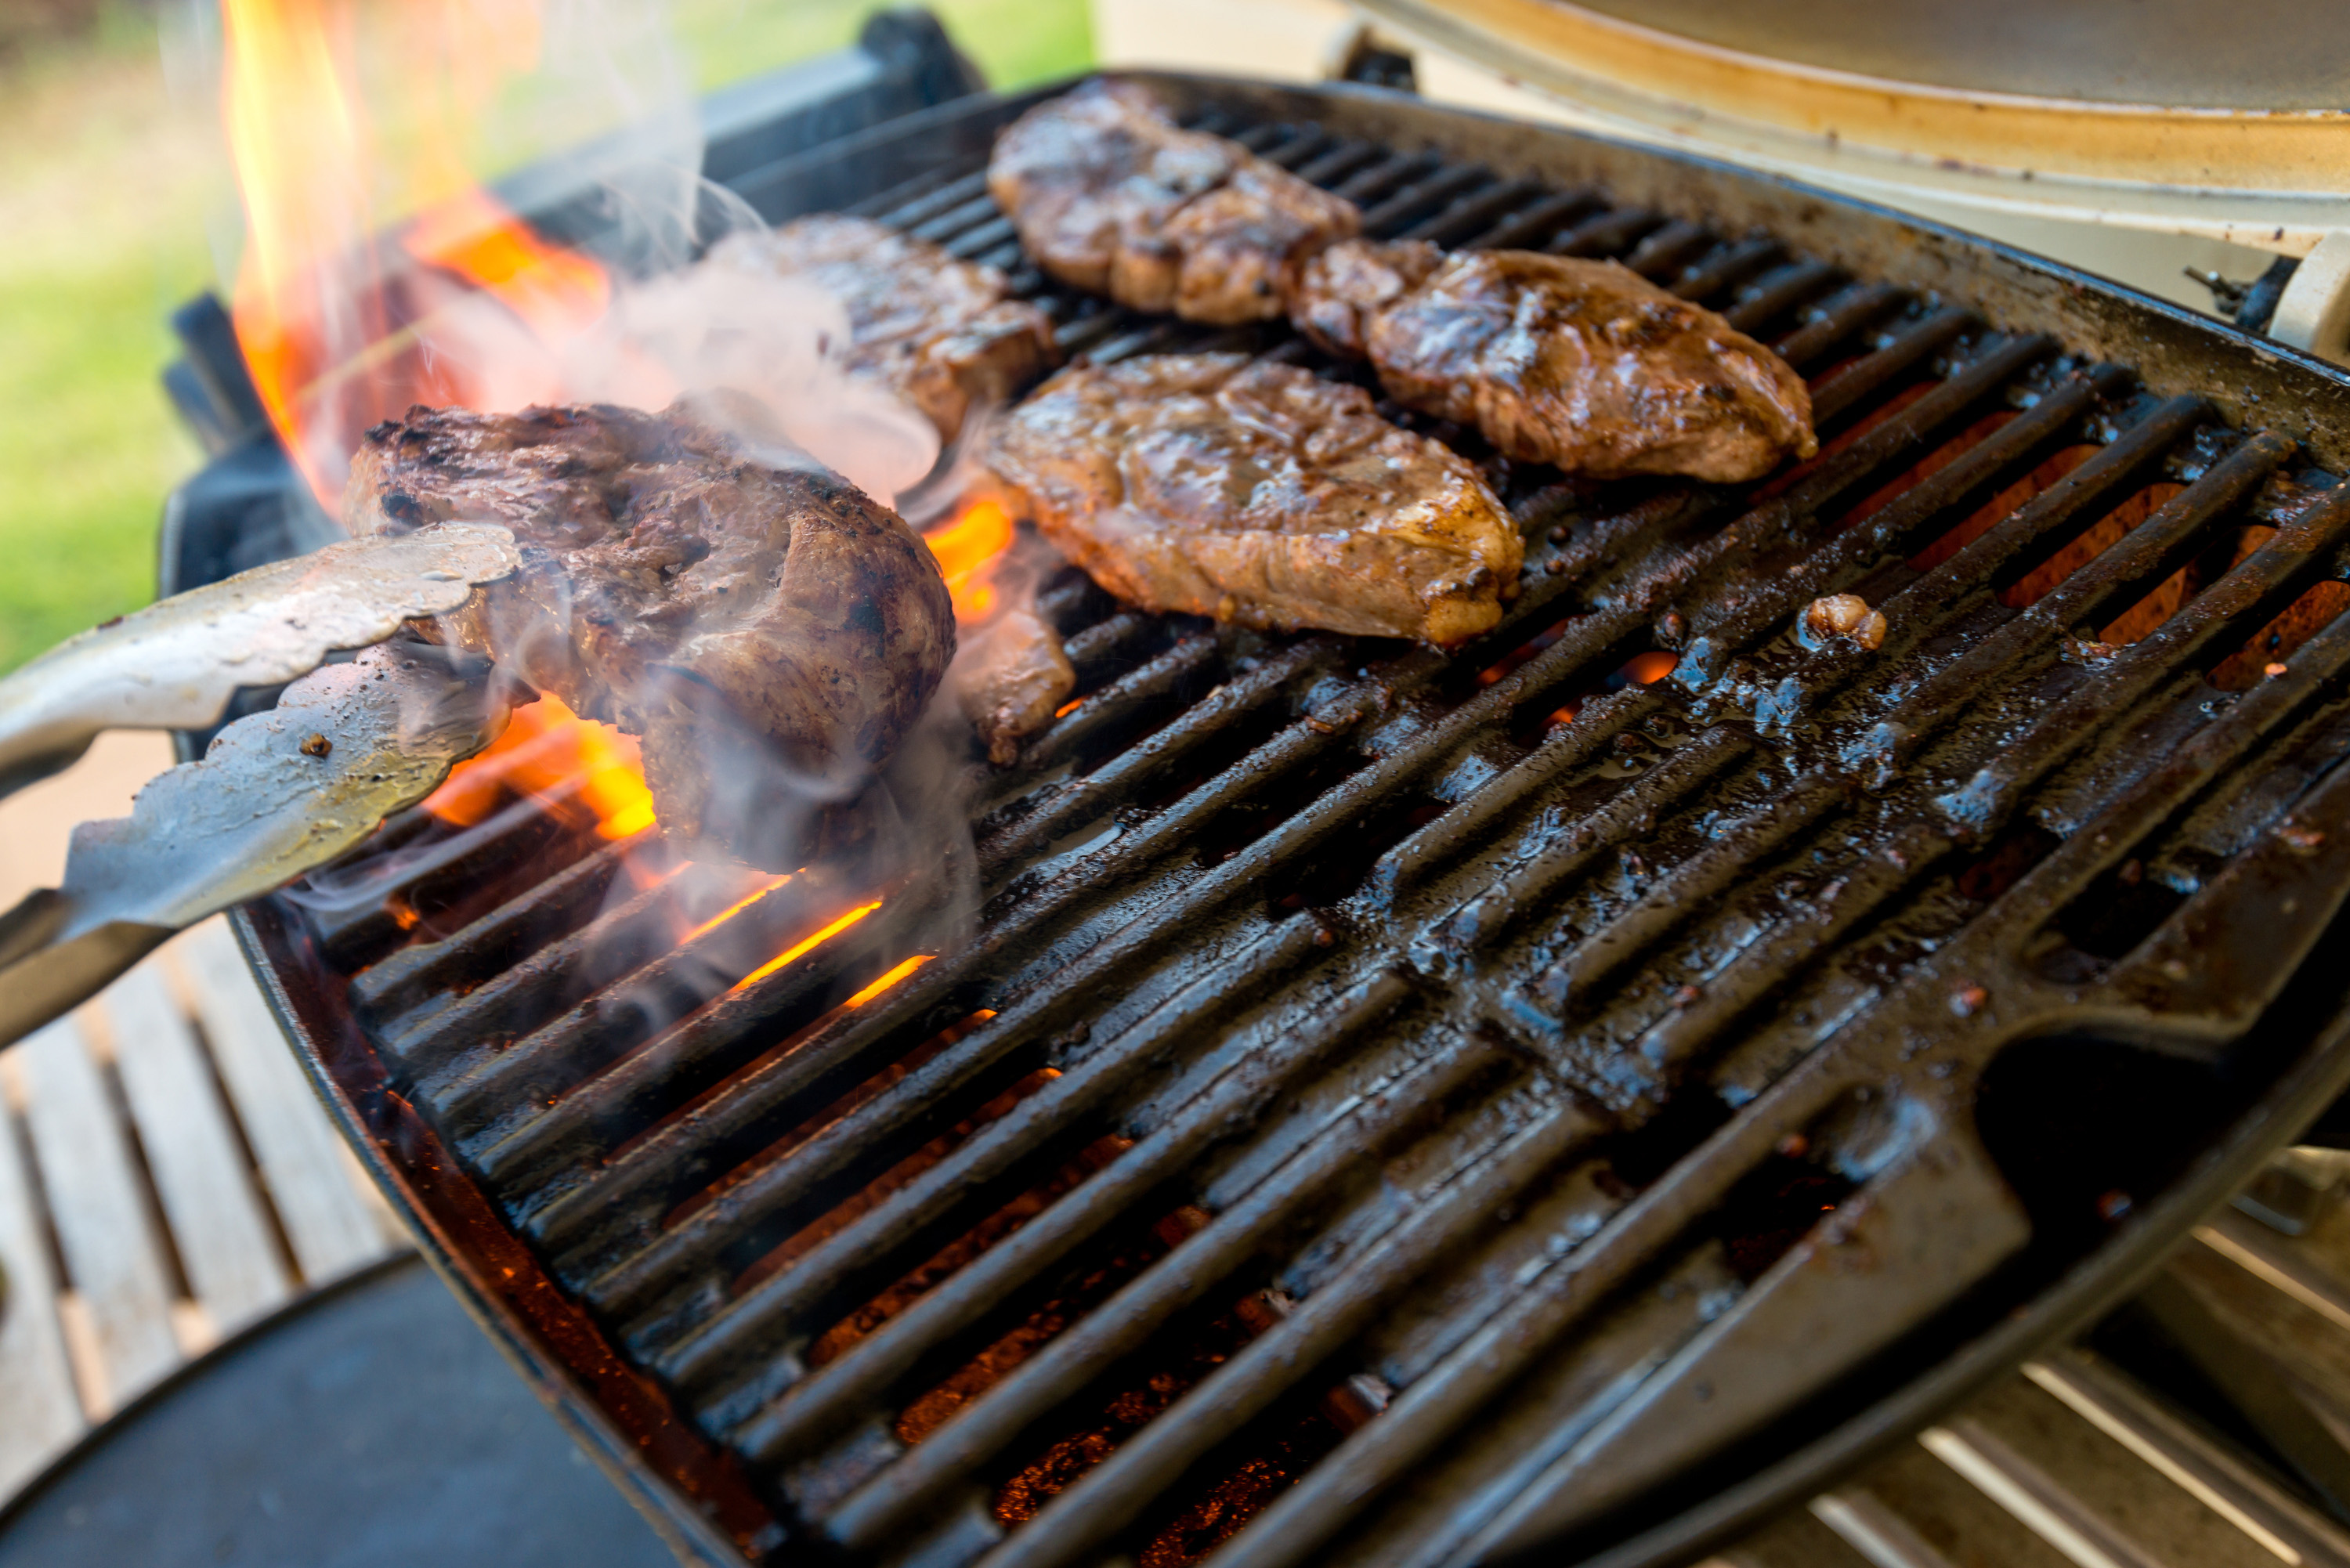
[219,0,611,506]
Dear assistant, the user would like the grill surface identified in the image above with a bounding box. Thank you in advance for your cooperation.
[228,75,2350,1568]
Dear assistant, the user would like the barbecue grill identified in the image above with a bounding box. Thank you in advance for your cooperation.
[161,67,2350,1568]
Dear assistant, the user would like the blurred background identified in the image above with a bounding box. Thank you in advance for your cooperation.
[0,0,1092,675]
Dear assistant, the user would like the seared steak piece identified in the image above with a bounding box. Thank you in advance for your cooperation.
[988,79,1359,325]
[951,608,1076,765]
[981,355,1520,646]
[707,215,1057,442]
[345,402,956,869]
[1292,239,1817,482]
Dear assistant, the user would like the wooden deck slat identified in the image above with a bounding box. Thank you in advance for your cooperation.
[0,1061,87,1497]
[13,1016,180,1415]
[101,966,294,1338]
[172,920,395,1284]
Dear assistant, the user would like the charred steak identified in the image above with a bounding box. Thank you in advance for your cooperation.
[345,403,956,869]
[988,79,1360,325]
[1291,239,1817,482]
[981,355,1521,646]
[707,215,1058,443]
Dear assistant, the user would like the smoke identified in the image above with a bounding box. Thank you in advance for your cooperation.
[569,257,943,502]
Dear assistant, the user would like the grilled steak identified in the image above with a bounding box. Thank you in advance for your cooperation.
[706,215,1057,442]
[988,79,1360,325]
[345,402,956,869]
[1292,239,1818,482]
[981,354,1520,646]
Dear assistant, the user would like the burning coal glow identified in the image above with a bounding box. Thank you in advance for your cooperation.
[732,900,884,993]
[848,955,931,1006]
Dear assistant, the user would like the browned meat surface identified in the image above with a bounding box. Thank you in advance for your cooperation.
[708,215,1057,441]
[1292,239,1817,483]
[981,354,1520,646]
[952,608,1076,764]
[988,79,1359,325]
[345,402,956,868]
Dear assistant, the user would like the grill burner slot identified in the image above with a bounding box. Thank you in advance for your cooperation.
[226,78,2350,1568]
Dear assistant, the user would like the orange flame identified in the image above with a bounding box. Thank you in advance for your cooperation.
[219,0,609,504]
[424,695,655,839]
[403,186,611,344]
[732,901,884,993]
[924,498,1016,623]
[219,0,367,499]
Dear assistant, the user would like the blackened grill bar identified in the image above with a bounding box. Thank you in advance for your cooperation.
[220,74,2350,1568]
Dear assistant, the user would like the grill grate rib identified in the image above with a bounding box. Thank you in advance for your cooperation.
[240,79,2350,1568]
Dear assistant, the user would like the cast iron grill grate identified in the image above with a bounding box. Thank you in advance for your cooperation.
[235,78,2350,1568]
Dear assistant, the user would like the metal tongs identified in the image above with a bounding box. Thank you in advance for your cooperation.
[0,524,522,1047]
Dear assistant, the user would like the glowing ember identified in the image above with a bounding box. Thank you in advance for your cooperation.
[732,901,884,993]
[422,695,655,840]
[847,956,931,1007]
[1622,651,1679,685]
[924,498,1016,623]
[678,872,797,946]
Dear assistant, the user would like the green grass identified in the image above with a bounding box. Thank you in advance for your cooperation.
[0,1,1090,673]
[672,0,1092,96]
[0,36,213,673]
[0,257,208,672]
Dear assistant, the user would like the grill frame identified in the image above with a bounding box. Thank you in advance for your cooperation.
[208,71,2350,1568]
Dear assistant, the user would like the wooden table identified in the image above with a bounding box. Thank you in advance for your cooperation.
[0,916,407,1501]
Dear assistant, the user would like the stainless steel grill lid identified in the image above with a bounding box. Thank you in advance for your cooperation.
[1349,0,2350,283]
[1554,0,2350,110]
